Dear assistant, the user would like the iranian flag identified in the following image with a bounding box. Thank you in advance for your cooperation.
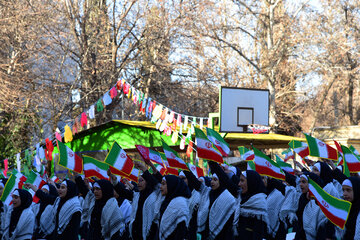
[135,145,163,165]
[247,161,255,171]
[305,134,338,160]
[158,152,179,175]
[341,153,351,178]
[350,145,359,155]
[154,164,167,175]
[275,155,294,175]
[281,148,294,162]
[340,145,360,173]
[253,147,285,180]
[123,168,140,183]
[162,141,188,170]
[26,171,47,203]
[1,172,27,205]
[195,128,223,164]
[83,156,109,180]
[289,140,310,159]
[105,141,134,176]
[187,163,204,178]
[51,175,60,183]
[57,140,83,173]
[308,178,352,229]
[238,146,254,161]
[206,128,230,156]
[334,140,344,165]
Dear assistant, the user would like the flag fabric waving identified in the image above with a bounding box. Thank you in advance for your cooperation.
[238,146,255,161]
[57,140,83,173]
[135,145,163,165]
[281,148,294,162]
[26,171,47,203]
[194,128,223,164]
[288,140,310,159]
[187,163,204,178]
[247,161,255,171]
[206,128,230,156]
[83,156,109,180]
[340,145,360,173]
[275,155,294,175]
[308,178,352,229]
[253,147,285,180]
[304,134,338,160]
[162,141,188,170]
[105,141,134,176]
[1,174,18,205]
[350,145,359,155]
[12,169,27,189]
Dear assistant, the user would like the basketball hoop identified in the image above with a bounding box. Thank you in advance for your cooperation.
[248,124,270,134]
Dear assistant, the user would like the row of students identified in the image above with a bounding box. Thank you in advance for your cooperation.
[0,159,359,240]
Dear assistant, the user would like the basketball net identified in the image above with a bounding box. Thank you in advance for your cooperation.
[248,124,271,134]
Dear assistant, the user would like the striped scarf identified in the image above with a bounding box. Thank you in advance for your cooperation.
[266,189,284,237]
[101,198,125,240]
[302,199,327,240]
[2,207,35,240]
[39,196,82,235]
[188,189,201,221]
[279,186,300,227]
[159,197,189,240]
[239,193,269,229]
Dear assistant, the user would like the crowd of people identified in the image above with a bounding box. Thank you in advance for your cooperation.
[0,159,359,240]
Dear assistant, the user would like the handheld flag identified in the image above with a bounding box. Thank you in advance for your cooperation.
[281,148,294,162]
[26,171,47,203]
[349,145,359,155]
[195,128,223,163]
[304,134,338,160]
[135,145,163,165]
[187,163,204,178]
[247,161,255,170]
[1,174,17,205]
[340,145,360,173]
[253,147,285,180]
[162,141,188,170]
[238,146,254,161]
[105,141,134,176]
[275,155,294,175]
[83,156,109,180]
[56,140,83,173]
[288,140,309,159]
[206,128,230,156]
[308,178,352,229]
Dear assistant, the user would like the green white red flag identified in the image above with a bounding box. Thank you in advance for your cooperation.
[105,141,134,176]
[238,146,254,161]
[350,145,359,155]
[162,140,188,170]
[206,128,230,156]
[51,175,60,183]
[247,161,255,170]
[56,140,83,173]
[195,128,223,164]
[187,163,204,178]
[288,140,310,159]
[1,174,18,205]
[12,169,27,189]
[253,147,285,180]
[308,178,352,229]
[159,152,179,176]
[304,134,338,160]
[26,170,47,203]
[275,155,294,175]
[135,145,163,165]
[124,167,140,183]
[83,156,109,180]
[281,148,294,162]
[340,145,360,173]
[154,164,167,175]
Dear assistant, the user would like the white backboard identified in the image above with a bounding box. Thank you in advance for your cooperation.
[219,87,269,133]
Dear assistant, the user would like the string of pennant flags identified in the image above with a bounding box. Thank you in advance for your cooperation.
[2,78,210,171]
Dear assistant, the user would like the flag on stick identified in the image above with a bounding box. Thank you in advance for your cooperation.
[308,178,352,229]
[238,146,254,161]
[187,163,204,178]
[195,128,223,163]
[1,174,18,205]
[105,141,134,176]
[253,147,285,180]
[56,140,83,173]
[162,141,188,170]
[304,134,338,160]
[281,148,294,162]
[340,145,360,173]
[135,145,163,165]
[288,140,310,159]
[275,155,294,175]
[83,156,109,180]
[206,128,230,156]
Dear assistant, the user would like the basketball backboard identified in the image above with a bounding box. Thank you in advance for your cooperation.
[219,87,269,133]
